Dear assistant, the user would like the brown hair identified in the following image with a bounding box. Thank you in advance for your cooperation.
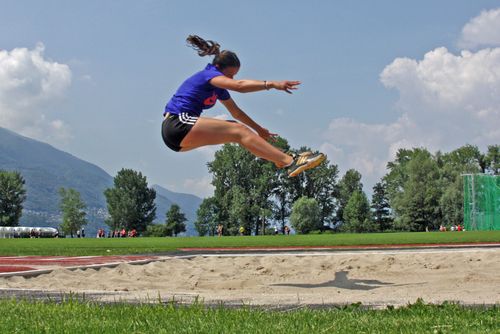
[186,35,240,70]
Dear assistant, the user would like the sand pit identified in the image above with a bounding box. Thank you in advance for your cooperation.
[1,248,499,307]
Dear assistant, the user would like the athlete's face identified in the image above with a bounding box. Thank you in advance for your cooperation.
[222,66,240,79]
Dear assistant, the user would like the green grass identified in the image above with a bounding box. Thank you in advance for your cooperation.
[0,299,497,334]
[0,231,499,256]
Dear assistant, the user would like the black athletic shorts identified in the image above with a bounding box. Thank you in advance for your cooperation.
[161,112,199,152]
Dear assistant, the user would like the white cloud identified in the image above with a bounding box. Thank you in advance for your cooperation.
[459,8,500,49]
[0,43,72,143]
[322,46,500,191]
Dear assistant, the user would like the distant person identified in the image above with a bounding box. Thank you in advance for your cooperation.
[161,35,325,178]
[81,228,85,238]
[121,228,127,238]
[239,226,245,236]
[217,224,223,237]
[76,230,80,238]
[274,226,279,235]
[284,226,290,235]
[98,229,105,238]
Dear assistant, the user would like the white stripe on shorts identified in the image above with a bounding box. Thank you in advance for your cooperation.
[179,113,198,125]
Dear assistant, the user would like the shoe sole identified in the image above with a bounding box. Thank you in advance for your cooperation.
[288,154,326,177]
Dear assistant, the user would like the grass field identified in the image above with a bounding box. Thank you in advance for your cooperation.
[0,231,499,256]
[2,232,499,332]
[0,299,498,334]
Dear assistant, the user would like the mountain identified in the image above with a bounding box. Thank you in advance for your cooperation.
[0,127,203,236]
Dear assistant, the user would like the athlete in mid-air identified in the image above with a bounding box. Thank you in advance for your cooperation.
[162,35,325,177]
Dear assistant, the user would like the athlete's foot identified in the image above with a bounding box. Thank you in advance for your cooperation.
[287,152,326,177]
[277,155,294,169]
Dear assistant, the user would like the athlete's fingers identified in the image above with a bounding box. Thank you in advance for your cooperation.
[284,82,299,94]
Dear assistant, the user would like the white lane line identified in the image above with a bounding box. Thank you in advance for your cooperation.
[185,247,500,258]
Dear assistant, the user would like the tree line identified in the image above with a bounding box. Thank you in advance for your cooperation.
[194,141,498,235]
[1,143,498,236]
[0,168,187,237]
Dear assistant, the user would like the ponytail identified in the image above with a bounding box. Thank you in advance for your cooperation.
[186,34,240,70]
[186,35,220,57]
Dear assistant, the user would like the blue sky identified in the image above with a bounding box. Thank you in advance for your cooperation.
[1,0,499,197]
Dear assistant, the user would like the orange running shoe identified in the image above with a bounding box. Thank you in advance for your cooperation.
[287,152,326,177]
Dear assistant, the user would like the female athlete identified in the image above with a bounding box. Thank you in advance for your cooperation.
[162,35,325,177]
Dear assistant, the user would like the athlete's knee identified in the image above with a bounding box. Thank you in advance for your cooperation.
[233,123,255,143]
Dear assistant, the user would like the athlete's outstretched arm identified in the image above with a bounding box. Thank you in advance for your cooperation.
[210,76,300,94]
[219,98,277,141]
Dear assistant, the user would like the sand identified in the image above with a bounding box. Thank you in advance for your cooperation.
[1,248,499,307]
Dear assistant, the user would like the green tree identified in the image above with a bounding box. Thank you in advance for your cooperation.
[343,190,375,233]
[195,197,219,236]
[208,144,275,235]
[371,181,393,231]
[385,148,423,203]
[337,169,363,223]
[439,180,463,227]
[438,144,483,173]
[258,208,273,235]
[271,138,294,234]
[104,168,156,233]
[438,145,483,226]
[165,204,187,237]
[382,145,497,231]
[0,170,27,226]
[285,146,339,228]
[389,149,442,231]
[207,140,339,235]
[59,187,88,237]
[484,145,499,175]
[290,197,321,234]
[272,172,293,234]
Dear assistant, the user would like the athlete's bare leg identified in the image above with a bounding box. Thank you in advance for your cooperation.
[179,117,293,168]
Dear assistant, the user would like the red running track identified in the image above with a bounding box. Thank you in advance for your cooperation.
[0,255,159,275]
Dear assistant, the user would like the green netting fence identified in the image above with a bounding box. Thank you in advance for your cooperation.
[463,174,500,231]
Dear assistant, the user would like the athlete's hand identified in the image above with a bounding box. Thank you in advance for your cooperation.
[257,127,278,142]
[272,81,301,94]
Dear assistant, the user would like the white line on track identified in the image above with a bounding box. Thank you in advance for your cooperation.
[186,247,500,258]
